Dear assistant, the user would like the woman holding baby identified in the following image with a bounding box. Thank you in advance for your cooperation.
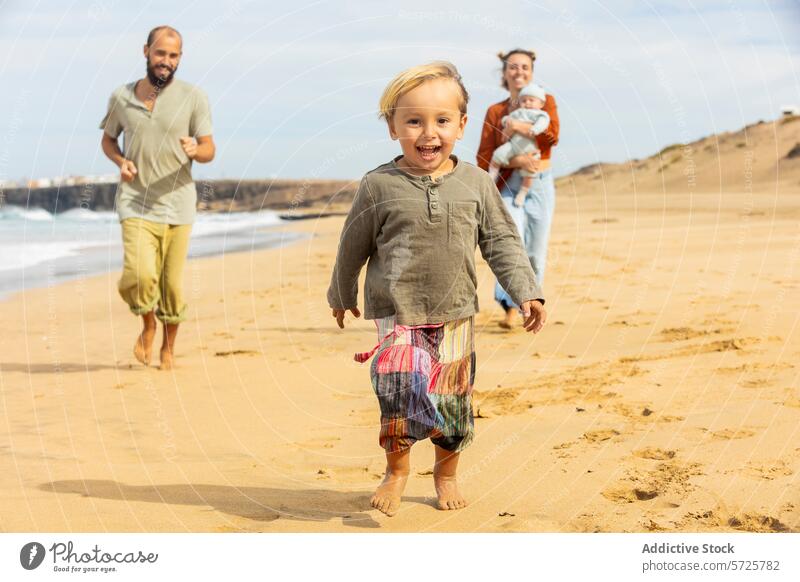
[477,49,560,329]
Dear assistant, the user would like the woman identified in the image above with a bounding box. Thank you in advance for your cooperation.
[477,49,559,329]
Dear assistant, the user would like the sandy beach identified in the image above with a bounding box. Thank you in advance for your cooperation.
[2,159,798,532]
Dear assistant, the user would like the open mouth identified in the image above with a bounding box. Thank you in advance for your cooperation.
[416,145,441,161]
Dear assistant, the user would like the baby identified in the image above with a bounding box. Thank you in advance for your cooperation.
[488,83,550,207]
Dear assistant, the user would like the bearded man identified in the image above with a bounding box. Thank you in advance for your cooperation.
[100,25,215,370]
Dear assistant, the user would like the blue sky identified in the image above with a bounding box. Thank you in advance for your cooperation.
[0,0,798,182]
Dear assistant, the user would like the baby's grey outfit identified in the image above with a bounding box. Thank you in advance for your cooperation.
[491,108,551,177]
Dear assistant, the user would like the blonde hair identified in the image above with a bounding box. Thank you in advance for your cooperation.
[378,61,469,121]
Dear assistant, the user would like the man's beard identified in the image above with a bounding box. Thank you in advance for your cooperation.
[146,61,176,89]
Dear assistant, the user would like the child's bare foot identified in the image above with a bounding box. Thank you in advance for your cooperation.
[513,191,526,207]
[434,445,467,510]
[133,312,157,366]
[434,473,467,510]
[370,470,408,516]
[370,448,410,516]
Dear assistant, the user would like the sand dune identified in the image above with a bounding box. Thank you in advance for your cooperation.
[558,115,800,197]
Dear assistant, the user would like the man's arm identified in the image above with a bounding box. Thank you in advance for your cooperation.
[101,133,137,182]
[101,133,125,167]
[180,135,215,163]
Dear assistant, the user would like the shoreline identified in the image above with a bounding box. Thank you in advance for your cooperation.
[0,221,310,301]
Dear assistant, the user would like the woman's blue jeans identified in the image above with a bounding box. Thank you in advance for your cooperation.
[494,168,556,310]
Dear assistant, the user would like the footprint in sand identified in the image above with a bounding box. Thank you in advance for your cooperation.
[621,337,761,364]
[727,514,792,532]
[658,327,729,342]
[602,486,659,503]
[214,349,260,357]
[582,429,621,443]
[611,403,684,423]
[686,509,792,532]
[633,447,676,460]
[603,460,701,506]
[711,428,756,440]
[742,459,794,480]
[783,391,800,408]
[552,441,577,458]
[553,441,576,450]
[473,388,532,416]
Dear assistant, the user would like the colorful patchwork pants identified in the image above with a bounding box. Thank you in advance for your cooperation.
[357,315,476,453]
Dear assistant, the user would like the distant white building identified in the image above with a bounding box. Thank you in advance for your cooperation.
[22,174,120,189]
[781,105,800,117]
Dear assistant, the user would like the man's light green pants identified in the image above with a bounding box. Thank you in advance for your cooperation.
[118,218,192,324]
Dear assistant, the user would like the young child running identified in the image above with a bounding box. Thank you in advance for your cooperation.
[327,62,547,517]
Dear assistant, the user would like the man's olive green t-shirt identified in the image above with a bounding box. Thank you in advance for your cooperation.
[99,79,213,225]
[327,156,544,326]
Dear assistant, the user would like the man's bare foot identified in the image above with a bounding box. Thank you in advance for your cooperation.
[133,313,157,366]
[434,445,467,510]
[159,349,173,371]
[370,470,408,517]
[159,322,179,371]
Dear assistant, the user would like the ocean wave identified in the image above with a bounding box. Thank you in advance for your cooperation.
[0,207,285,272]
[0,241,111,272]
[0,206,54,221]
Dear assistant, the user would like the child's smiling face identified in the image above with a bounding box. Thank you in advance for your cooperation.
[388,78,467,176]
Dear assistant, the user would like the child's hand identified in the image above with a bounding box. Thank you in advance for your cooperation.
[332,307,361,329]
[520,300,546,333]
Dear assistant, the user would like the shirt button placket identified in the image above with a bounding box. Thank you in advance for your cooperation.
[428,184,441,223]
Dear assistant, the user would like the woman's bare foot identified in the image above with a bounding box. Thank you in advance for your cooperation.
[370,448,410,516]
[133,312,157,366]
[498,307,516,330]
[434,445,467,510]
